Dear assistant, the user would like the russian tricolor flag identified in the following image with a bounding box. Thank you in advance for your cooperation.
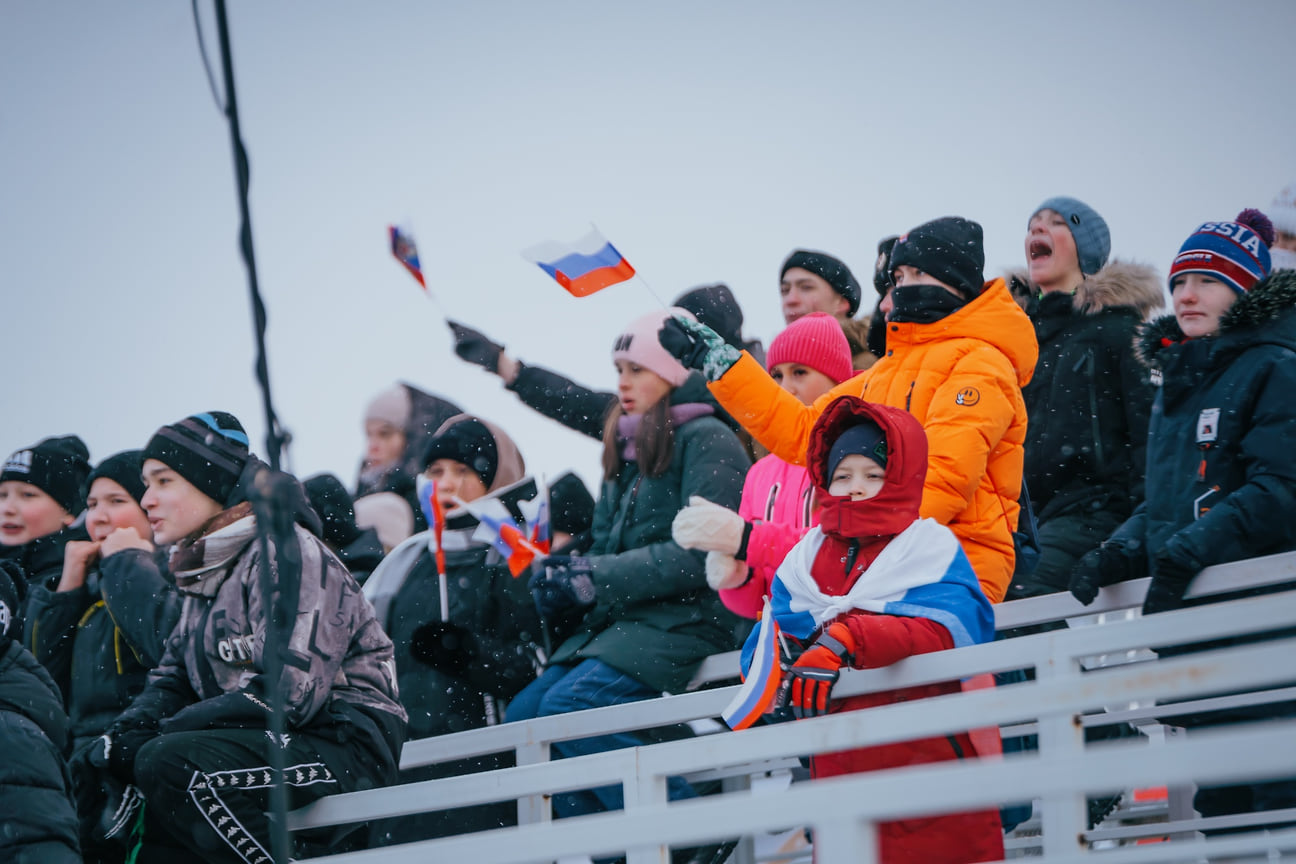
[458,496,546,577]
[389,225,426,289]
[721,597,784,731]
[518,488,552,555]
[521,228,636,297]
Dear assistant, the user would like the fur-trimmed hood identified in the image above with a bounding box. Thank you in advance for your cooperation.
[1006,258,1164,317]
[1137,268,1296,366]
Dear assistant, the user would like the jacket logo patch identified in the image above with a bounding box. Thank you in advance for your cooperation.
[1197,408,1220,444]
[217,634,257,665]
[2,449,32,474]
[955,387,981,406]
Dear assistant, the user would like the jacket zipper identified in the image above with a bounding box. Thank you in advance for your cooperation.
[1083,348,1105,466]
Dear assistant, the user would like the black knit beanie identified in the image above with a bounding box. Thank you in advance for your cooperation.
[827,420,888,478]
[303,473,362,549]
[549,471,596,536]
[88,450,147,505]
[1,435,92,516]
[421,418,498,488]
[889,217,986,300]
[142,412,250,507]
[781,250,863,317]
[672,283,745,350]
[873,236,900,297]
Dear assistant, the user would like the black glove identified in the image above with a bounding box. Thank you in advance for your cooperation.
[1069,541,1140,606]
[448,320,505,373]
[93,729,157,786]
[409,620,476,675]
[528,556,597,622]
[1068,547,1106,605]
[1142,545,1200,616]
[658,316,711,371]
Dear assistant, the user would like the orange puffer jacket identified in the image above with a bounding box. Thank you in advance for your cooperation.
[710,278,1037,602]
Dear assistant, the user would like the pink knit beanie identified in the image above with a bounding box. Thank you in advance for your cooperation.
[612,307,696,387]
[766,312,854,384]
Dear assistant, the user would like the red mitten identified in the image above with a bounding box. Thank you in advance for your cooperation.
[787,622,857,719]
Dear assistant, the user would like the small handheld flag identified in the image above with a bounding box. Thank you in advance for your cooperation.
[721,597,784,731]
[458,497,547,577]
[521,228,635,297]
[389,225,426,289]
[517,486,551,555]
[417,476,447,577]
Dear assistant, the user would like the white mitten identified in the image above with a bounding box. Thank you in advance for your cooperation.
[672,495,747,555]
[706,551,750,591]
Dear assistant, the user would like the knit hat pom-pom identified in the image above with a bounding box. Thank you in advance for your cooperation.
[1236,208,1276,247]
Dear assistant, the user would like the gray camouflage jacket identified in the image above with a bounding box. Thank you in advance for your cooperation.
[115,504,406,736]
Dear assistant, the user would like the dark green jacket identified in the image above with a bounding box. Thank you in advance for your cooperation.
[550,378,750,693]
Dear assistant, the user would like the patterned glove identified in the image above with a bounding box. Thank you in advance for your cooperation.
[447,320,505,373]
[658,315,741,382]
[672,496,752,557]
[788,622,856,719]
[528,556,597,621]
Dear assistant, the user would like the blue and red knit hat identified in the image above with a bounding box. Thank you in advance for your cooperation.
[1169,209,1274,295]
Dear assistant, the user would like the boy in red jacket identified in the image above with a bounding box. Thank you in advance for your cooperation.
[760,396,1003,863]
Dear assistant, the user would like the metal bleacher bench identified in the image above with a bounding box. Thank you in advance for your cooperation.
[288,552,1296,864]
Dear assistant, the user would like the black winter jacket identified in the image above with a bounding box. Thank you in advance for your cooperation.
[1106,269,1296,605]
[365,477,546,741]
[0,639,80,863]
[1020,261,1163,522]
[26,547,179,749]
[1,522,89,597]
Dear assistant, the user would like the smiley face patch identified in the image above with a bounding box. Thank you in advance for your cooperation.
[955,387,981,406]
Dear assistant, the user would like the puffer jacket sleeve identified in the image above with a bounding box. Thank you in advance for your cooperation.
[915,345,1018,525]
[24,584,89,691]
[0,645,80,864]
[588,420,749,607]
[506,362,617,440]
[98,547,181,669]
[708,351,855,466]
[841,613,954,669]
[1160,356,1296,573]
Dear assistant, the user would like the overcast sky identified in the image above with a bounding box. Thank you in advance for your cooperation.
[3,1,1293,496]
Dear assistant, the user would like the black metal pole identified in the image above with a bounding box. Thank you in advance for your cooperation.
[211,5,291,861]
[247,467,302,864]
[213,0,285,471]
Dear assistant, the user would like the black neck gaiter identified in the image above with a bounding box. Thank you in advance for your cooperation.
[888,283,970,324]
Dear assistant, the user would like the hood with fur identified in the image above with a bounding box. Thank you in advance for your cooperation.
[1006,258,1164,317]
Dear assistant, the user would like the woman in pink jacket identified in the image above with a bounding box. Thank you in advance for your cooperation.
[673,312,856,617]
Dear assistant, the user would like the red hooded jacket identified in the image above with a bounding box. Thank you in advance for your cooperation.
[798,397,1003,864]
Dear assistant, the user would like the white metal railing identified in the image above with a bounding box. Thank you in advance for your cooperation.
[288,553,1296,863]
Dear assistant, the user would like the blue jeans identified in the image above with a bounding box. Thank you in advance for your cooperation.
[506,659,698,818]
